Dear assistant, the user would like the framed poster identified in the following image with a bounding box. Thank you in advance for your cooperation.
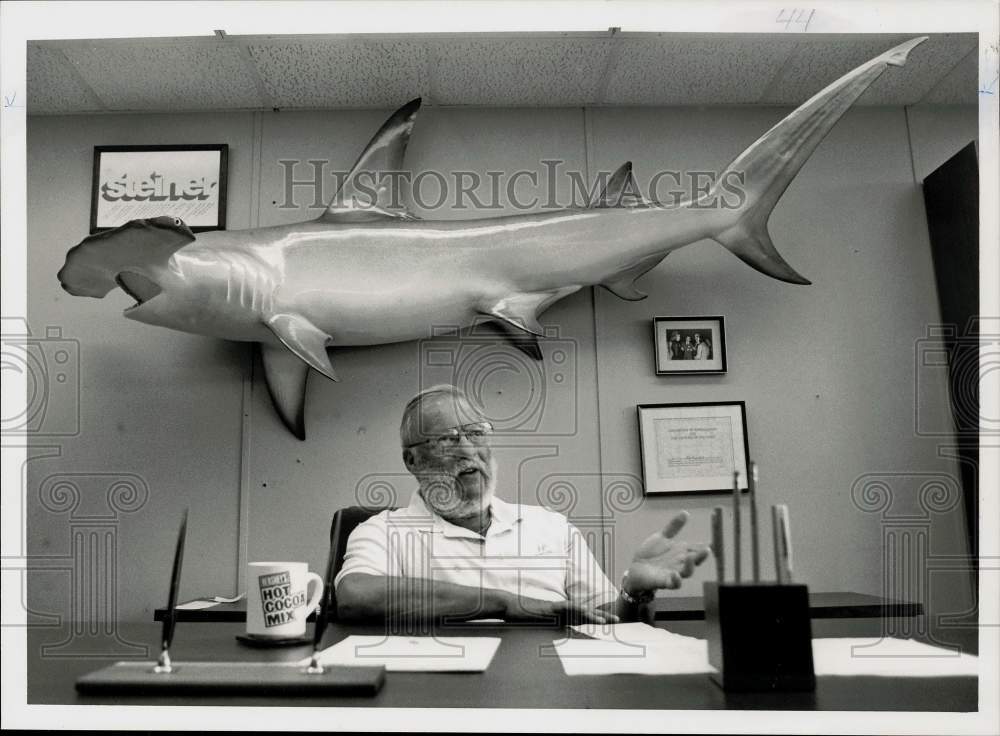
[90,144,228,233]
[653,316,727,374]
[637,401,749,495]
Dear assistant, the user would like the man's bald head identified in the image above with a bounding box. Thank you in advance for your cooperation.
[399,384,487,447]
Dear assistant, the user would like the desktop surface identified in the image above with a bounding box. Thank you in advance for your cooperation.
[27,619,976,710]
[153,591,924,623]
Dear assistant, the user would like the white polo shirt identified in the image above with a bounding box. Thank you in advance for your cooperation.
[335,492,618,608]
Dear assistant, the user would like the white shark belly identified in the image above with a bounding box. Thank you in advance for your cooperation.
[277,251,506,345]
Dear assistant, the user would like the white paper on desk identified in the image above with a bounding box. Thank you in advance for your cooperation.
[301,636,502,672]
[558,628,979,678]
[175,599,221,610]
[556,622,715,676]
[812,638,978,677]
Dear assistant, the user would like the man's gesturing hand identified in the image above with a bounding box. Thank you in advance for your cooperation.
[625,511,710,594]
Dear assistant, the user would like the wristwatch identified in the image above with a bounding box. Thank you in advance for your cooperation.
[620,569,655,605]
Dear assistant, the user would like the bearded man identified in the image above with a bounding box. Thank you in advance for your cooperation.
[335,385,709,623]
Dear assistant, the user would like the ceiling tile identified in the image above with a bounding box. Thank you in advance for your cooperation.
[246,39,427,108]
[920,47,978,104]
[431,37,613,105]
[602,34,800,105]
[61,40,262,111]
[26,44,104,114]
[761,33,978,106]
[26,33,978,114]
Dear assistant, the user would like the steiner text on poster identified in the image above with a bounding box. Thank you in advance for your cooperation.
[91,145,228,232]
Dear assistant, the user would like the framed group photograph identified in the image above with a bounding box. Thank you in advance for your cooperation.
[90,144,228,233]
[637,401,749,495]
[653,315,727,374]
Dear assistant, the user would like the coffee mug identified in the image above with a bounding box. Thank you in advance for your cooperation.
[246,561,324,639]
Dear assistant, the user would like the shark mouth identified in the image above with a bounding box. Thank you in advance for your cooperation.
[116,271,162,312]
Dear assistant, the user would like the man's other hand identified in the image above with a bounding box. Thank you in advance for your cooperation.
[501,592,619,625]
[626,511,710,594]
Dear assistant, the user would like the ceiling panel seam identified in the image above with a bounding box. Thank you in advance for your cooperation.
[593,28,625,105]
[215,30,273,110]
[756,40,804,105]
[424,42,438,105]
[914,46,978,106]
[52,46,108,111]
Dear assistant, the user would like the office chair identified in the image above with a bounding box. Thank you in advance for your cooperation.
[327,505,395,620]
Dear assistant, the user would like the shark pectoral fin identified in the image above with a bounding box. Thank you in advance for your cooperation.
[260,344,310,440]
[601,253,668,301]
[480,287,580,337]
[264,313,339,382]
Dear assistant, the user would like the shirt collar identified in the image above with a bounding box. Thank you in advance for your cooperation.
[405,491,522,539]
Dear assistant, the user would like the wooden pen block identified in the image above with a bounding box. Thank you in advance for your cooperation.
[703,581,815,692]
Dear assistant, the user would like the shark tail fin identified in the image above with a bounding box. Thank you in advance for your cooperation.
[709,36,927,285]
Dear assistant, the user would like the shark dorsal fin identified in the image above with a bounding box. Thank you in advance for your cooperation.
[589,161,648,209]
[321,98,422,223]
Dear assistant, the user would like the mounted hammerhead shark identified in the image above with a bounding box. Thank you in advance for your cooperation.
[58,37,926,439]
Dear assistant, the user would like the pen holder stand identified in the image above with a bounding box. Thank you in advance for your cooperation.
[703,581,815,692]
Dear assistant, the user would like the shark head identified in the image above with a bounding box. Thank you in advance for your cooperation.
[58,215,197,326]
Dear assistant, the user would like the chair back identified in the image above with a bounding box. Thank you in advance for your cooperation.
[327,505,394,619]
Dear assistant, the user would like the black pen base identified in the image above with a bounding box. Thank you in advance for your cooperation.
[75,661,385,695]
[704,581,816,692]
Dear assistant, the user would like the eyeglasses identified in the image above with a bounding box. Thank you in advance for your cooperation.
[404,421,494,448]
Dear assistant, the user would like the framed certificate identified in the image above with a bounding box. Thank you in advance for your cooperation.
[636,401,750,495]
[90,144,228,233]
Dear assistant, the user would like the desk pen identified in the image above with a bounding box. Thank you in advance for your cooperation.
[306,524,340,674]
[772,504,793,584]
[748,462,760,582]
[711,506,725,582]
[154,508,188,674]
[778,504,794,583]
[732,470,741,582]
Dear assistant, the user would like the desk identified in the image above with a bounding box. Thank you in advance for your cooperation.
[154,591,922,623]
[28,620,976,710]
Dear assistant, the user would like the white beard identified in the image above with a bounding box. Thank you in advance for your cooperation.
[419,455,498,522]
